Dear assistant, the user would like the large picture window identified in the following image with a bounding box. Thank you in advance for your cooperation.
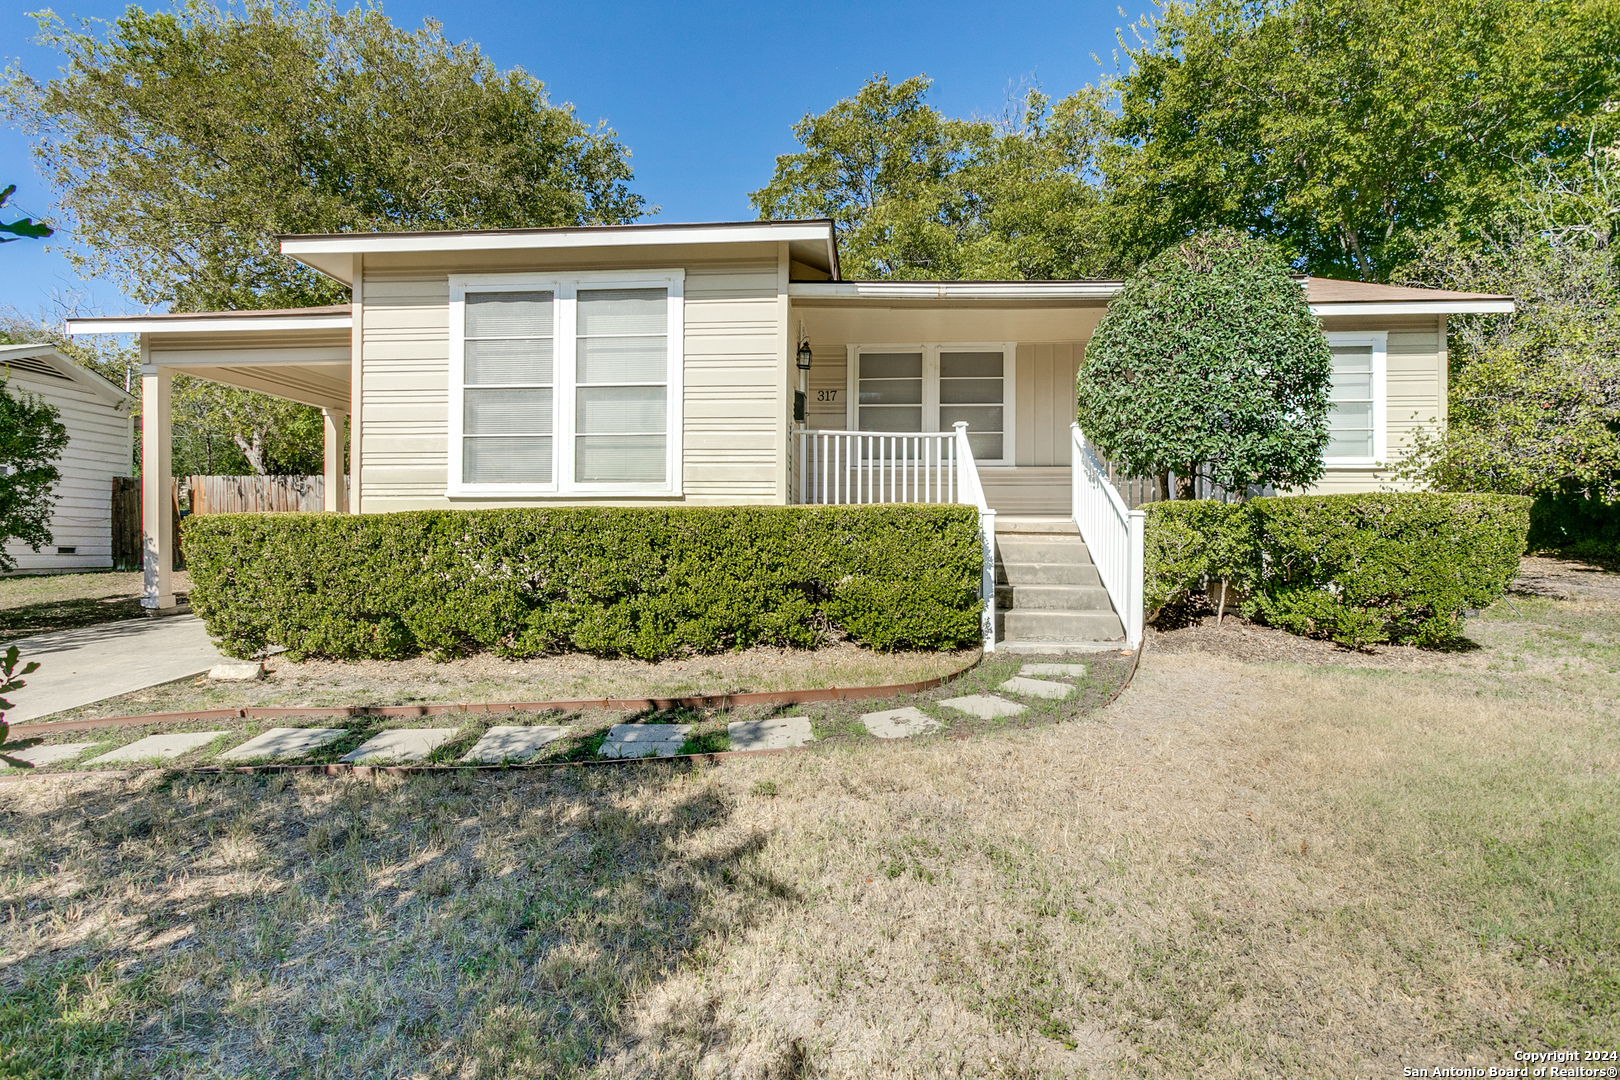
[449,272,683,496]
[848,344,1013,464]
[1323,331,1387,466]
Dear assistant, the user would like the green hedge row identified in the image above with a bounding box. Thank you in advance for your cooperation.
[1144,493,1530,647]
[183,505,986,661]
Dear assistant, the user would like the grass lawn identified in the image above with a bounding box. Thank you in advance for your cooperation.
[0,559,1615,1077]
[0,571,191,644]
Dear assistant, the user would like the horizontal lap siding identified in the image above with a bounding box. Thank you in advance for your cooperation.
[3,373,131,571]
[358,256,783,510]
[1305,315,1442,494]
[683,264,782,501]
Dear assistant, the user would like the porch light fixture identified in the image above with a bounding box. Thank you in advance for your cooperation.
[796,340,813,370]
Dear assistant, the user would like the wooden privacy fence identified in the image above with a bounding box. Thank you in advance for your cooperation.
[185,474,345,515]
[112,475,344,570]
[109,476,184,571]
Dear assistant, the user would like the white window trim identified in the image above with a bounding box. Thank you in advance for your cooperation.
[1323,330,1387,468]
[843,342,1017,466]
[448,269,684,498]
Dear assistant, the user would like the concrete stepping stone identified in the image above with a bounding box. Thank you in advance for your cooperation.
[939,694,1028,719]
[601,724,692,759]
[1020,663,1088,679]
[87,732,228,765]
[999,676,1075,700]
[219,727,346,762]
[460,725,571,763]
[2,742,96,769]
[339,728,457,765]
[728,716,813,752]
[861,707,941,740]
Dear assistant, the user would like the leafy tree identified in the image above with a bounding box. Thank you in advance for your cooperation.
[1395,155,1620,500]
[0,185,52,243]
[0,376,69,571]
[1102,0,1620,281]
[172,378,324,476]
[751,75,1115,279]
[1076,229,1332,497]
[4,0,648,311]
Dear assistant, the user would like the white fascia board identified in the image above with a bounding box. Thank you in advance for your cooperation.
[1310,300,1514,316]
[281,221,833,258]
[65,313,353,334]
[789,281,1121,300]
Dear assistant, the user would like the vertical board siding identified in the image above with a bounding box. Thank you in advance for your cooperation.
[357,258,783,510]
[2,372,132,572]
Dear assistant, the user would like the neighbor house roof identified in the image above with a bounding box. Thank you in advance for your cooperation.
[278,219,842,286]
[0,343,134,408]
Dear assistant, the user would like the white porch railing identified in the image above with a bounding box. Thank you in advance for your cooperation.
[792,424,997,651]
[1071,423,1145,649]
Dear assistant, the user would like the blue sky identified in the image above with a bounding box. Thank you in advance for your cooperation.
[0,0,1151,318]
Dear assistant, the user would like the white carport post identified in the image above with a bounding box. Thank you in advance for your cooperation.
[139,343,174,610]
[321,408,348,512]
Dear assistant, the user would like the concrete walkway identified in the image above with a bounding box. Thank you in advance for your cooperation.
[5,615,228,723]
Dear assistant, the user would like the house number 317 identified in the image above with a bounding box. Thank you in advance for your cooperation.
[816,390,838,401]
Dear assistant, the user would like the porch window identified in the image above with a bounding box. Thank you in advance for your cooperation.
[856,352,923,433]
[849,344,1014,464]
[1323,332,1387,466]
[449,271,684,496]
[939,350,1004,461]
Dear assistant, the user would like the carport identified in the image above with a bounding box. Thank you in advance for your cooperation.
[67,305,354,610]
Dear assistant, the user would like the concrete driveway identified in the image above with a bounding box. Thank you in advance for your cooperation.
[4,615,227,723]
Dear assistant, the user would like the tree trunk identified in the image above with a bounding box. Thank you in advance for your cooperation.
[232,429,268,475]
[1155,471,1170,503]
[1175,465,1197,501]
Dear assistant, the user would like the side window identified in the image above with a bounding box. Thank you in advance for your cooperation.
[1327,342,1375,460]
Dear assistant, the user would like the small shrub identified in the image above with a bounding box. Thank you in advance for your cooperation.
[1144,492,1530,647]
[183,505,984,661]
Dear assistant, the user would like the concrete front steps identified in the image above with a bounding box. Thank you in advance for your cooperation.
[994,518,1126,652]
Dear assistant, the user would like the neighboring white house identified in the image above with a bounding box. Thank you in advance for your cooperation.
[0,343,135,573]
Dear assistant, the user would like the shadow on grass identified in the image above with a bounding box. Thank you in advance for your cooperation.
[0,762,797,1077]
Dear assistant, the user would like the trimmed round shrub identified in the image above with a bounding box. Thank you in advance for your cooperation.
[1078,229,1333,494]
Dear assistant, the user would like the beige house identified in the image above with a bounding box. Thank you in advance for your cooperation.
[67,219,1512,651]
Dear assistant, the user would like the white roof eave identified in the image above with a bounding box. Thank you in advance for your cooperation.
[65,313,353,335]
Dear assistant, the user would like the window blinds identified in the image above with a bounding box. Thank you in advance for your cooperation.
[1327,344,1375,458]
[575,288,667,483]
[462,291,554,484]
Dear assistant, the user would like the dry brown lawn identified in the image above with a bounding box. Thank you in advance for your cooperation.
[0,559,1616,1078]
